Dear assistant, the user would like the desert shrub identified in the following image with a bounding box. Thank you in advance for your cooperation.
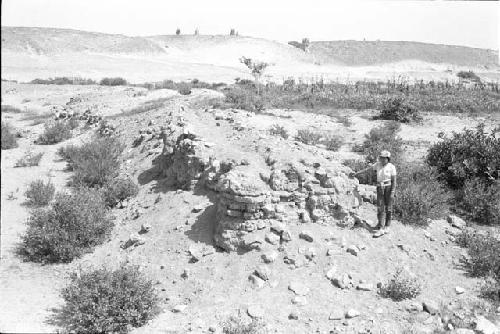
[19,187,112,263]
[455,230,500,283]
[323,134,344,151]
[457,71,481,82]
[15,151,44,167]
[2,105,23,113]
[25,179,55,206]
[56,144,79,168]
[268,124,289,139]
[343,159,372,184]
[295,129,322,145]
[69,137,125,187]
[100,77,128,86]
[30,77,97,85]
[103,176,139,207]
[222,316,264,334]
[37,121,73,144]
[1,121,18,149]
[58,264,159,334]
[356,122,403,163]
[427,124,500,189]
[378,97,423,123]
[66,117,80,129]
[224,86,264,112]
[379,267,422,301]
[459,178,500,225]
[177,84,192,95]
[394,164,451,226]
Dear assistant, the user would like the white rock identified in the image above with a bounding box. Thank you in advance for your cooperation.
[288,281,310,296]
[475,316,500,334]
[247,305,264,318]
[299,230,314,242]
[447,215,467,229]
[172,304,187,313]
[455,286,465,294]
[261,251,278,263]
[345,309,361,319]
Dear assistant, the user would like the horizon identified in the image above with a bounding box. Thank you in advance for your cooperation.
[2,24,499,52]
[1,0,498,51]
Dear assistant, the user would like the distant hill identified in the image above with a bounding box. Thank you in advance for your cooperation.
[309,40,499,68]
[1,26,498,83]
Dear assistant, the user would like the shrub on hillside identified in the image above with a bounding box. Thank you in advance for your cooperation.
[100,77,128,86]
[1,121,18,149]
[343,159,372,184]
[56,144,79,168]
[103,176,139,207]
[455,230,500,282]
[224,86,264,112]
[356,122,403,163]
[427,124,500,189]
[58,264,159,334]
[69,137,124,188]
[457,71,481,82]
[19,188,112,263]
[15,151,44,167]
[323,134,344,151]
[37,121,73,144]
[222,316,264,334]
[378,97,423,123]
[25,179,55,206]
[379,267,422,301]
[295,129,322,145]
[268,124,289,139]
[394,164,450,226]
[459,178,500,225]
[30,77,97,85]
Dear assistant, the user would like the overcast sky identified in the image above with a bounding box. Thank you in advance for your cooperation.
[2,0,499,50]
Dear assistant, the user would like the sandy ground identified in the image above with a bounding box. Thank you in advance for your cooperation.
[1,82,499,333]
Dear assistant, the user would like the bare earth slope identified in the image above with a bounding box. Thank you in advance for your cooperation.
[2,26,499,83]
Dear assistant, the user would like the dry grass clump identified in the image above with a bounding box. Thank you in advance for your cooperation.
[295,129,322,145]
[379,267,422,301]
[25,179,55,206]
[268,124,289,139]
[1,121,18,149]
[36,121,73,144]
[15,151,44,167]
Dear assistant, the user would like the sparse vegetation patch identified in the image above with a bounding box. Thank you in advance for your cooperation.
[25,179,55,206]
[1,121,18,149]
[15,151,44,167]
[36,121,73,144]
[379,267,422,301]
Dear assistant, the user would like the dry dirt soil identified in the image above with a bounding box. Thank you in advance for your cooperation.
[1,82,499,334]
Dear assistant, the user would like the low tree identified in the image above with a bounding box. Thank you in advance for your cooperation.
[301,38,310,51]
[175,28,181,35]
[194,28,199,35]
[230,28,236,36]
[239,57,270,94]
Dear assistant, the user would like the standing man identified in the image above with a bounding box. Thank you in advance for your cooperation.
[350,150,397,237]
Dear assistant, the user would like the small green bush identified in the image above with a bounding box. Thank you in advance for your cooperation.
[427,124,500,189]
[394,164,450,226]
[459,178,500,225]
[103,176,139,207]
[223,86,264,112]
[378,97,423,123]
[15,151,44,167]
[37,121,73,144]
[222,316,264,334]
[100,77,128,86]
[379,267,422,301]
[25,179,55,206]
[323,134,344,151]
[343,159,372,184]
[57,144,79,167]
[58,264,159,334]
[457,71,481,82]
[177,85,192,95]
[295,129,322,145]
[455,230,500,280]
[268,124,289,139]
[356,122,403,163]
[69,137,124,188]
[1,121,18,149]
[19,187,112,263]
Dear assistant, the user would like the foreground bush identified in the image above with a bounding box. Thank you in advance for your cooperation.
[1,121,18,149]
[343,159,372,184]
[378,97,423,123]
[427,124,500,189]
[394,164,450,226]
[295,129,322,145]
[456,230,500,280]
[268,124,289,139]
[58,265,159,334]
[223,85,264,112]
[103,176,139,207]
[222,316,264,334]
[19,188,112,263]
[15,151,44,167]
[459,178,500,225]
[25,179,55,206]
[379,267,422,301]
[68,137,124,187]
[323,134,344,151]
[356,122,403,163]
[99,77,128,86]
[37,121,73,144]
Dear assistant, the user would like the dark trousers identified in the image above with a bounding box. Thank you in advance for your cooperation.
[376,185,393,227]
